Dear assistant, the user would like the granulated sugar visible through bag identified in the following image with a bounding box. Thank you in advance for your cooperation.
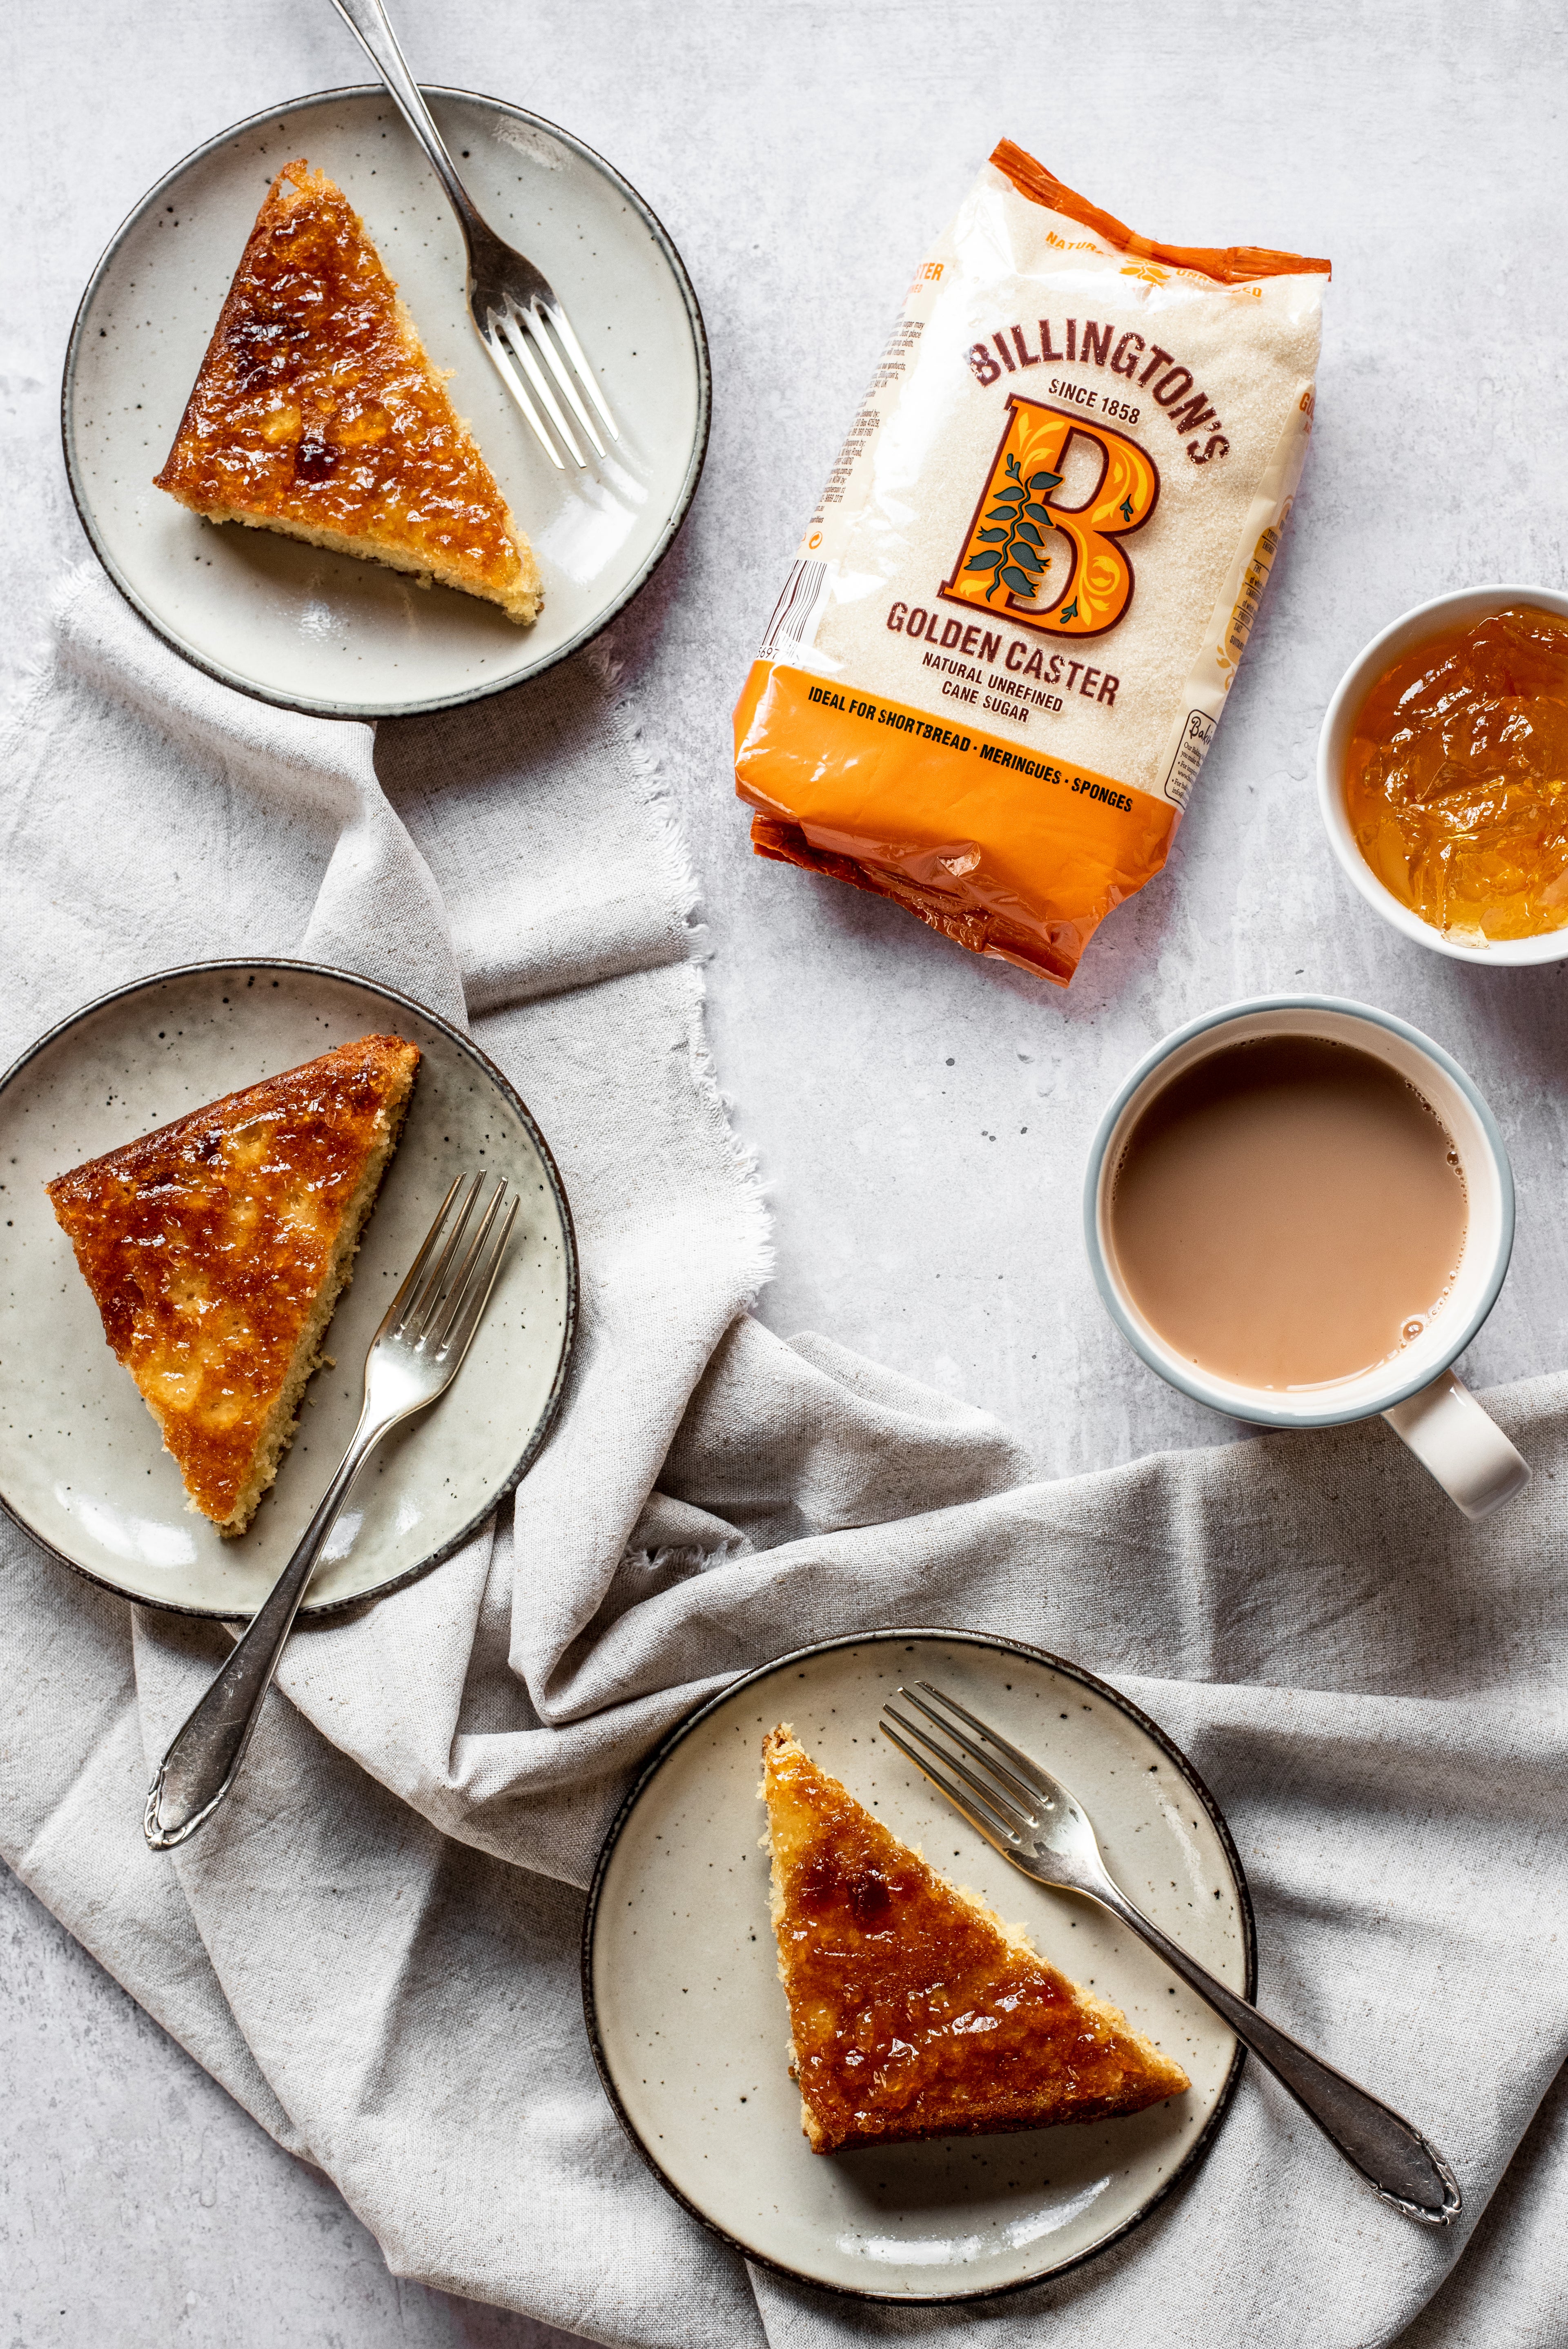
[734,142,1329,985]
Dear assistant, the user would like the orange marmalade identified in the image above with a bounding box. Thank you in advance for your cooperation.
[1343,604,1568,940]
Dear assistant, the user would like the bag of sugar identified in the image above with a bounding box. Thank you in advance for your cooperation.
[733,141,1328,985]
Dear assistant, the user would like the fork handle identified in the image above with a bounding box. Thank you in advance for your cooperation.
[327,0,492,249]
[143,1414,383,1851]
[1091,1879,1461,2224]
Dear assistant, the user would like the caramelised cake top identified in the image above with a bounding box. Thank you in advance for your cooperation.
[153,161,537,617]
[48,1033,419,1526]
[762,1725,1189,2153]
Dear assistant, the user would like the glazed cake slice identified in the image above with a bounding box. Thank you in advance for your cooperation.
[154,160,541,622]
[48,1034,420,1535]
[761,1725,1189,2153]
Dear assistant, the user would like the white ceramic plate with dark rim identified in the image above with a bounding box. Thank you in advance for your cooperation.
[0,959,576,1618]
[62,85,710,718]
[584,1629,1254,2304]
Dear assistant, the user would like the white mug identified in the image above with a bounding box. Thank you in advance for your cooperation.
[1082,996,1529,1520]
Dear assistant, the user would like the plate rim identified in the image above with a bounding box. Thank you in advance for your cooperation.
[580,1624,1257,2306]
[60,82,713,722]
[0,953,579,1620]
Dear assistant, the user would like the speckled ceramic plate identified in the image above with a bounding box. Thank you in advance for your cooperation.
[62,85,709,718]
[584,1629,1254,2304]
[0,960,576,1618]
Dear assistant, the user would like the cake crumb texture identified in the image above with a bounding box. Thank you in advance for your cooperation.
[47,1033,420,1533]
[761,1723,1189,2154]
[154,160,541,622]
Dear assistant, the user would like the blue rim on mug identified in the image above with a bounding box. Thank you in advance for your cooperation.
[1081,995,1515,1431]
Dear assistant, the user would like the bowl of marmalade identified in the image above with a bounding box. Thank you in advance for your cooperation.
[1318,584,1568,962]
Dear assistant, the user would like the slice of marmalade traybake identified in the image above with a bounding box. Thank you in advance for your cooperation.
[47,1034,420,1536]
[154,160,541,622]
[761,1726,1189,2152]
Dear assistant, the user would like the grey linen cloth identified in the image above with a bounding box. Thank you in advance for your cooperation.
[2,571,1566,2349]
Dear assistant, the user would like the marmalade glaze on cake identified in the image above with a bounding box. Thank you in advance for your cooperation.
[154,162,540,621]
[762,1726,1188,2153]
[48,1034,420,1532]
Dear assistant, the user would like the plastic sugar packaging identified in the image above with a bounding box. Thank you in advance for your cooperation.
[733,141,1329,986]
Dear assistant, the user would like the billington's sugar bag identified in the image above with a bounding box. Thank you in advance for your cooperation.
[734,142,1329,985]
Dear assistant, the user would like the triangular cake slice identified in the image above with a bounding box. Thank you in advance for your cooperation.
[48,1034,420,1535]
[154,160,541,622]
[762,1725,1189,2152]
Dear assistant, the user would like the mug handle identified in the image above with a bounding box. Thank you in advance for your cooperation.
[1383,1370,1529,1520]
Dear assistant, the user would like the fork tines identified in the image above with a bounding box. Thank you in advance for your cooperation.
[479,293,619,472]
[389,1172,519,1358]
[879,1680,1052,1850]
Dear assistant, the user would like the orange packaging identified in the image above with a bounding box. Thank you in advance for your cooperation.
[733,142,1329,985]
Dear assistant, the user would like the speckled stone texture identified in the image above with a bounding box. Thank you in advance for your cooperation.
[0,1863,577,2348]
[4,2,1567,2341]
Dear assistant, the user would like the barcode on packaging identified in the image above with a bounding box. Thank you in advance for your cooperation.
[759,559,831,662]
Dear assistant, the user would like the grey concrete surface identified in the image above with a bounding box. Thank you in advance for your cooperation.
[0,1862,578,2348]
[5,0,1566,2340]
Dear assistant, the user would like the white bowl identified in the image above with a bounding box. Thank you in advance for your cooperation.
[1316,583,1568,964]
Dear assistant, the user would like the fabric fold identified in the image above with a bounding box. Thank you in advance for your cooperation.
[3,572,1566,2349]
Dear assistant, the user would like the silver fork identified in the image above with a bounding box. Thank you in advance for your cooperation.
[144,1174,518,1851]
[328,0,618,471]
[880,1680,1462,2227]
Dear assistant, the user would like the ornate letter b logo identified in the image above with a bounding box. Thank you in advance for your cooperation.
[940,396,1158,640]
